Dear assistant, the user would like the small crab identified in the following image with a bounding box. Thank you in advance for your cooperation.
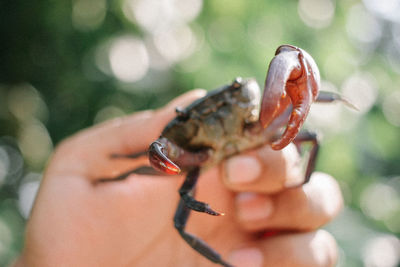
[105,45,352,267]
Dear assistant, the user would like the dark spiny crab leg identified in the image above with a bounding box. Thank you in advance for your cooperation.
[287,91,356,186]
[149,138,221,215]
[179,167,224,216]
[293,130,319,184]
[150,141,223,215]
[316,91,359,110]
[96,166,163,183]
[174,168,233,267]
[260,45,320,150]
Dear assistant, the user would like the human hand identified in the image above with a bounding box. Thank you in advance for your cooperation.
[16,90,343,267]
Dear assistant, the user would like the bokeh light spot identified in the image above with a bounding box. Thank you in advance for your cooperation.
[94,106,126,124]
[382,90,400,127]
[124,0,165,32]
[341,72,378,114]
[362,235,400,267]
[18,120,53,169]
[360,182,400,221]
[346,4,382,47]
[0,144,24,179]
[363,0,400,23]
[109,36,149,83]
[0,147,9,186]
[18,173,41,219]
[153,24,196,64]
[392,24,400,51]
[176,28,209,73]
[124,0,202,33]
[307,81,351,133]
[385,42,400,74]
[7,84,49,123]
[298,0,335,29]
[72,0,106,31]
[173,0,203,23]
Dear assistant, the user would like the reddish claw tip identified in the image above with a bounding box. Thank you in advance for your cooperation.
[270,99,309,150]
[149,141,181,175]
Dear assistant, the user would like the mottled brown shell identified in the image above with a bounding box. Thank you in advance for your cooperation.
[161,78,263,159]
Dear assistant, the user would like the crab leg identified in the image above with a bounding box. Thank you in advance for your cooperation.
[178,167,224,216]
[174,168,233,267]
[293,130,319,184]
[260,45,320,150]
[316,91,359,110]
[95,166,164,183]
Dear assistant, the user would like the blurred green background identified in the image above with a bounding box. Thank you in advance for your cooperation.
[1,0,400,266]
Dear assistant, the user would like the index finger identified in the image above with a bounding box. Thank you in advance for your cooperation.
[47,90,207,178]
[68,89,206,153]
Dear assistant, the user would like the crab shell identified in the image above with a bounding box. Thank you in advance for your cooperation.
[158,78,283,171]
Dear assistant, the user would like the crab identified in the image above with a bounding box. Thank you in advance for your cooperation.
[104,45,353,267]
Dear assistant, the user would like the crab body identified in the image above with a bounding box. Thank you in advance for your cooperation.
[160,78,279,171]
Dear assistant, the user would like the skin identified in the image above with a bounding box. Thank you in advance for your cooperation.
[14,89,343,267]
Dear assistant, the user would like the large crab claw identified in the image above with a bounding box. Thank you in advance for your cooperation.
[260,45,320,150]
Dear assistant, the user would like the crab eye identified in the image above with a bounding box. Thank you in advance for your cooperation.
[175,107,189,121]
[232,77,243,88]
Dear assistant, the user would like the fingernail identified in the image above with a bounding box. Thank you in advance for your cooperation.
[236,193,274,222]
[228,247,263,267]
[282,145,304,188]
[226,155,261,184]
[310,230,338,266]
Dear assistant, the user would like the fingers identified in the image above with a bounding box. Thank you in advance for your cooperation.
[234,172,343,232]
[221,137,340,267]
[228,230,337,267]
[223,144,303,194]
[63,89,207,153]
[48,89,207,178]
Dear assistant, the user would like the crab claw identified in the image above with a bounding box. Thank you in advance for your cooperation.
[149,141,181,175]
[260,45,320,150]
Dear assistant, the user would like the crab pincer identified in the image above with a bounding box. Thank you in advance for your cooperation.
[259,44,320,150]
[149,141,181,175]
